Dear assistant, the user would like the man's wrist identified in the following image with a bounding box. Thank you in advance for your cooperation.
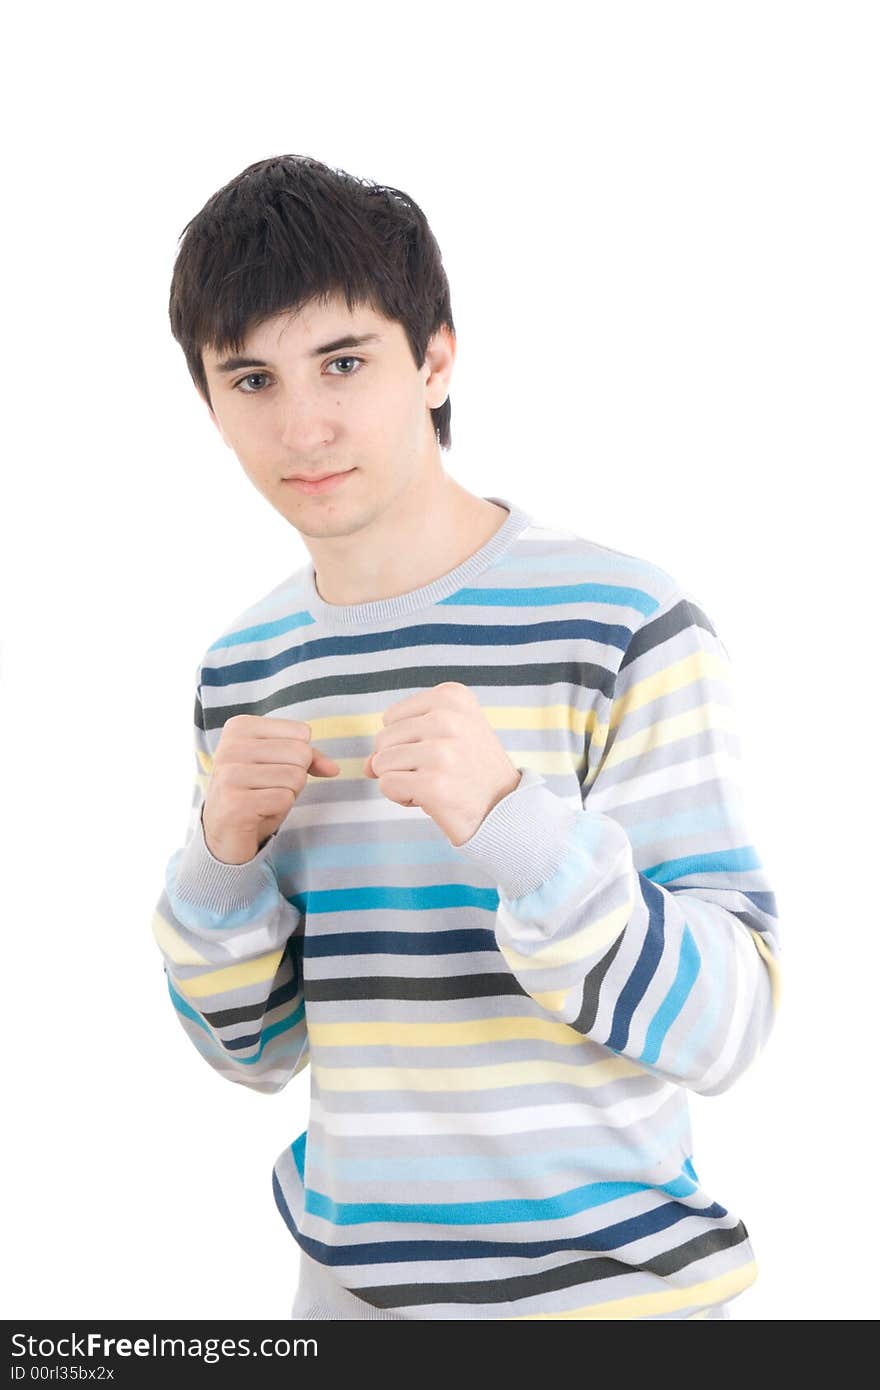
[168,809,279,924]
[453,766,581,898]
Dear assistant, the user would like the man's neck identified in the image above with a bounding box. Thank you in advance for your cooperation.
[308,475,509,607]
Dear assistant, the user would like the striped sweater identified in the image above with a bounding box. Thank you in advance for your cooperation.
[151,494,782,1320]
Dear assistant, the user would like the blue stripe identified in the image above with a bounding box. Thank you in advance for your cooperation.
[437,582,660,614]
[640,925,702,1066]
[646,844,762,884]
[302,1169,699,1226]
[224,999,306,1050]
[276,839,471,872]
[671,904,723,1077]
[208,607,316,650]
[289,884,500,915]
[274,1167,728,1266]
[626,805,736,851]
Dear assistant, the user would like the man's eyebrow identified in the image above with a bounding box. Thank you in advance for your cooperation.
[210,332,383,374]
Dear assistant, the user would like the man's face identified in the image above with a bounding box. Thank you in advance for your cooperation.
[200,293,454,540]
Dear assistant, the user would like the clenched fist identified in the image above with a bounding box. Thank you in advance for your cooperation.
[202,714,340,864]
[364,681,522,845]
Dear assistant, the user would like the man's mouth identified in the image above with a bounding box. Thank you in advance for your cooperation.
[282,469,356,495]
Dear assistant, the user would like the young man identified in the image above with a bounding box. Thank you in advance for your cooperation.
[152,154,782,1321]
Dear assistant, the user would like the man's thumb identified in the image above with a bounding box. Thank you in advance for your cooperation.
[309,747,341,777]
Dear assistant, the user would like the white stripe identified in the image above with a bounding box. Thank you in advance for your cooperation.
[697,905,753,1093]
[217,922,292,960]
[585,748,743,813]
[281,795,431,831]
[309,1085,678,1139]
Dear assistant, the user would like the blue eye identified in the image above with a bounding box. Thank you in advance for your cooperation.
[327,356,363,376]
[232,356,365,393]
[234,372,270,393]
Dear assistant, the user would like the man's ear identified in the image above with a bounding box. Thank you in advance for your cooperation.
[423,324,456,410]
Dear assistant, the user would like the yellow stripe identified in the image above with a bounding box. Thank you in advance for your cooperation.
[298,705,605,784]
[488,704,597,737]
[608,650,730,731]
[170,948,284,999]
[304,704,599,742]
[603,698,735,774]
[501,1260,758,1319]
[151,908,210,966]
[187,753,211,805]
[312,1055,642,1093]
[531,986,573,1012]
[308,750,583,783]
[307,1015,589,1048]
[498,897,630,972]
[750,927,782,1013]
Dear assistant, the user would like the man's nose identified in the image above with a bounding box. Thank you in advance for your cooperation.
[277,384,336,449]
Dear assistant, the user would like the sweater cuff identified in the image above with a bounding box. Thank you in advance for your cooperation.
[454,766,581,898]
[167,806,279,922]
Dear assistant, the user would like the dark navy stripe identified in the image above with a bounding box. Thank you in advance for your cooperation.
[202,617,633,687]
[302,927,500,957]
[203,968,302,1028]
[606,877,665,1052]
[356,1224,751,1307]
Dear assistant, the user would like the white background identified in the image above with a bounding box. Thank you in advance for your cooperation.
[2,0,877,1323]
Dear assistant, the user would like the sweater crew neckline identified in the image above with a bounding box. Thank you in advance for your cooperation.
[302,495,533,628]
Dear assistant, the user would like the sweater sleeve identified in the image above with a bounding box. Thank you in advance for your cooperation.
[149,669,309,1095]
[454,581,781,1097]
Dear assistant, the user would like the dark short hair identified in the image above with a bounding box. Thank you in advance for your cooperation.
[168,153,455,449]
